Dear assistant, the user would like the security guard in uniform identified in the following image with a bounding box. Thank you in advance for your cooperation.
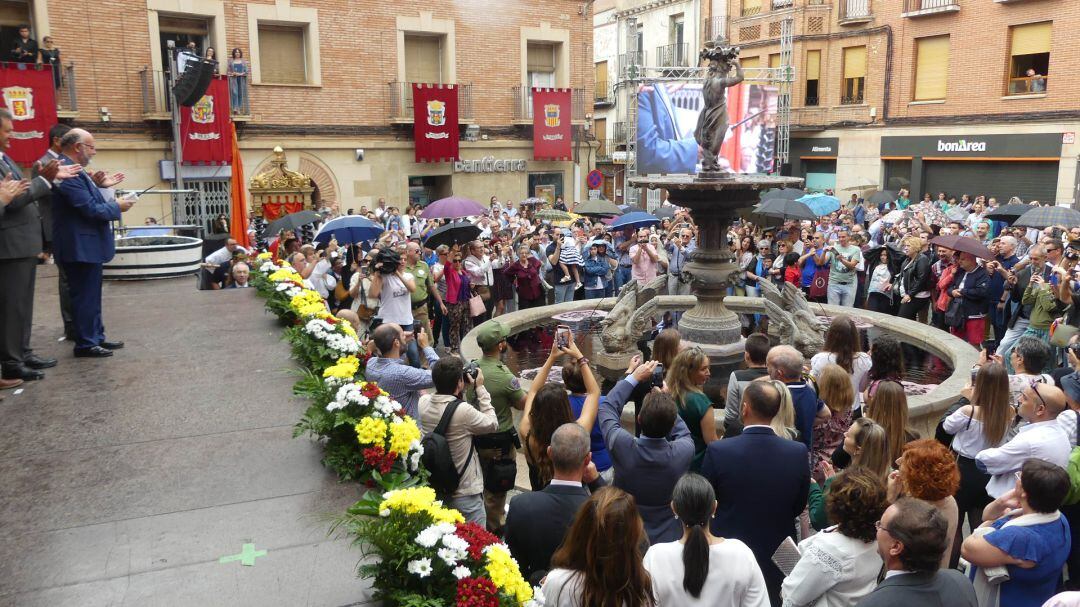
[468,319,526,534]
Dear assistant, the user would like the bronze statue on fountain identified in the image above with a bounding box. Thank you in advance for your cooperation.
[695,44,744,180]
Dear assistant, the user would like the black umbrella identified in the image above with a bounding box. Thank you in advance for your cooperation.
[930,234,993,260]
[573,199,622,217]
[423,221,482,250]
[265,210,321,236]
[754,198,816,222]
[1013,205,1080,229]
[760,188,806,201]
[983,203,1033,223]
[867,190,897,206]
[865,242,906,269]
[651,206,676,220]
[619,204,647,214]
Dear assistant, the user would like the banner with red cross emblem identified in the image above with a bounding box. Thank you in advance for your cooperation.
[412,83,459,163]
[179,75,232,165]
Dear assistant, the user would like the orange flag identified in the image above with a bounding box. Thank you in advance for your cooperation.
[228,122,252,249]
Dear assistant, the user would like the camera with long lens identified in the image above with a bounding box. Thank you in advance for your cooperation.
[463,361,480,382]
[369,249,401,274]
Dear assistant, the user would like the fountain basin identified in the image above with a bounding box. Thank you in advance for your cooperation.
[104,236,203,281]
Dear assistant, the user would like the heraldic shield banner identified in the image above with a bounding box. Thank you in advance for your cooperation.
[0,65,57,164]
[412,83,459,163]
[179,76,233,165]
[532,88,571,161]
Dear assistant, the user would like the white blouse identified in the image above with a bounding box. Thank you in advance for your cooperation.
[643,539,769,607]
[780,527,882,607]
[810,352,873,410]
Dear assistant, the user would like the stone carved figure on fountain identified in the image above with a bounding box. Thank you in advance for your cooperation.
[757,280,827,359]
[695,43,744,177]
[599,276,667,355]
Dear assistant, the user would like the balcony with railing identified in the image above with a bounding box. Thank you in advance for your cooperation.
[792,104,874,129]
[902,0,960,17]
[594,80,613,106]
[510,87,586,123]
[139,67,251,121]
[706,16,728,42]
[1008,75,1048,96]
[55,64,77,118]
[838,0,873,24]
[619,51,644,78]
[656,43,690,68]
[388,82,474,122]
[612,121,628,144]
[772,0,794,7]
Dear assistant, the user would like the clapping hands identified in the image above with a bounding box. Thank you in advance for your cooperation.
[0,176,28,205]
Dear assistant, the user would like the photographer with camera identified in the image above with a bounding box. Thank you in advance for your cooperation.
[419,356,496,527]
[365,323,440,420]
[368,247,421,367]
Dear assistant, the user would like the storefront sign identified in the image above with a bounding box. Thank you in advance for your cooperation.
[532,88,572,161]
[453,156,527,173]
[790,137,839,158]
[412,84,460,163]
[881,133,1062,158]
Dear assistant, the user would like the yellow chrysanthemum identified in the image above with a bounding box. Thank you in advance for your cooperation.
[268,269,302,282]
[388,417,421,455]
[256,252,272,261]
[323,356,360,380]
[355,417,387,447]
[339,322,358,338]
[379,487,465,524]
[485,545,532,603]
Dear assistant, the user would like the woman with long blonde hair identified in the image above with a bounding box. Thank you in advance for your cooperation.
[808,417,891,529]
[864,380,916,467]
[812,364,856,482]
[666,347,718,471]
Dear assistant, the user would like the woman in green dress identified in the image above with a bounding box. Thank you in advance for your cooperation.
[666,347,719,471]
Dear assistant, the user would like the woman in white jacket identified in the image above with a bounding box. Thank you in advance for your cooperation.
[781,468,888,607]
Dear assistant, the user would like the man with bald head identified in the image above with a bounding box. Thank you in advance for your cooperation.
[977,382,1071,499]
[53,128,136,358]
[767,345,830,449]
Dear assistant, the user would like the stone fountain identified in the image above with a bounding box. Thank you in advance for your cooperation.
[627,42,802,360]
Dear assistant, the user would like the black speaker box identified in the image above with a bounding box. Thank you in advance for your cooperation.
[173,59,219,107]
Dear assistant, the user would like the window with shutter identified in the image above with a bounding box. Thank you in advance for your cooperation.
[742,0,762,16]
[740,56,760,70]
[769,54,781,69]
[258,25,306,85]
[913,36,949,101]
[841,46,866,104]
[805,50,820,107]
[404,34,442,84]
[1008,22,1051,95]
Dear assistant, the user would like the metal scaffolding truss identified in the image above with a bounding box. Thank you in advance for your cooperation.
[613,17,795,206]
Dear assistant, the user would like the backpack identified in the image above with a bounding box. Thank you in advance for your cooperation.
[420,399,474,499]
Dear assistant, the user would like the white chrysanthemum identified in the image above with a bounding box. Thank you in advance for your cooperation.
[408,451,421,471]
[452,565,471,580]
[415,527,442,548]
[437,547,464,566]
[325,400,345,412]
[406,558,432,578]
[441,533,469,554]
[379,509,390,518]
[358,395,370,406]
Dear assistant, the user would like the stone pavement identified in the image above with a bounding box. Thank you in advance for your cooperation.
[0,268,377,607]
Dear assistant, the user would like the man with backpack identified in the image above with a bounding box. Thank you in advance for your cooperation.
[419,357,497,526]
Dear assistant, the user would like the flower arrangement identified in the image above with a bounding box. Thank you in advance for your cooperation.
[334,487,539,607]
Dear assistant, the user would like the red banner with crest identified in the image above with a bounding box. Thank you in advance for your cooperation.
[412,83,459,163]
[0,64,57,164]
[179,75,232,165]
[532,88,572,161]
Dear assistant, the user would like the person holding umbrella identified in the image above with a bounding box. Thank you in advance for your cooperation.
[947,252,992,346]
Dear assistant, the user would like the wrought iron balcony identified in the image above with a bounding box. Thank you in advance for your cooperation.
[387,81,473,122]
[54,63,77,117]
[594,80,613,106]
[656,43,690,68]
[838,0,873,24]
[612,121,628,144]
[706,16,728,42]
[511,86,586,122]
[138,66,249,121]
[619,51,644,79]
[902,0,959,17]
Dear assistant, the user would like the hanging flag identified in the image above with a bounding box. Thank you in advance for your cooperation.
[228,122,251,249]
[532,88,572,161]
[0,64,57,164]
[179,75,233,165]
[412,83,459,163]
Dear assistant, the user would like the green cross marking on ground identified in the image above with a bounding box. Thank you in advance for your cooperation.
[219,543,267,566]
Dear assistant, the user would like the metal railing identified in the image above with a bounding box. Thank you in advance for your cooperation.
[139,67,169,116]
[840,94,865,105]
[706,16,728,42]
[792,104,874,127]
[902,0,959,13]
[612,121,628,143]
[510,86,585,121]
[1008,75,1048,95]
[229,74,250,116]
[619,51,644,78]
[772,0,794,7]
[839,0,873,21]
[594,80,612,104]
[742,3,763,16]
[387,82,473,121]
[656,43,690,68]
[52,63,77,113]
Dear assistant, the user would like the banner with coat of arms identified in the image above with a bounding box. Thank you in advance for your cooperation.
[179,75,232,165]
[0,64,57,164]
[411,83,459,163]
[532,87,571,161]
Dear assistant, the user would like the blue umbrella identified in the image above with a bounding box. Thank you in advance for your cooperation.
[313,215,384,245]
[797,193,842,217]
[609,211,661,231]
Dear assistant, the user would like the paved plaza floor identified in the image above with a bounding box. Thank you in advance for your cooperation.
[0,268,376,607]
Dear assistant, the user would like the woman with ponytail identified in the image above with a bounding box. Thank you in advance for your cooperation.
[643,473,768,606]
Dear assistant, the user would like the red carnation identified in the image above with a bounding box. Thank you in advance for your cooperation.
[361,382,382,399]
[362,445,386,468]
[325,317,338,325]
[454,522,500,561]
[456,577,498,607]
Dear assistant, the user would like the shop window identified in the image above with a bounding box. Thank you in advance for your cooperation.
[841,45,866,105]
[804,50,820,106]
[258,24,307,85]
[1007,22,1050,95]
[913,35,949,101]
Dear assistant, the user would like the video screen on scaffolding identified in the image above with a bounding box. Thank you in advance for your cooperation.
[636,81,779,175]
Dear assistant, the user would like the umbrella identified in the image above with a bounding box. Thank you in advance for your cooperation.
[536,208,573,222]
[760,188,806,201]
[423,221,482,250]
[930,234,993,260]
[313,215,384,245]
[610,211,661,231]
[754,199,816,222]
[574,199,622,217]
[520,197,546,206]
[1014,205,1080,229]
[868,190,897,206]
[909,202,948,228]
[882,209,906,224]
[265,210,321,236]
[946,207,970,222]
[865,242,906,271]
[420,196,487,220]
[651,206,676,220]
[797,193,841,217]
[619,204,647,214]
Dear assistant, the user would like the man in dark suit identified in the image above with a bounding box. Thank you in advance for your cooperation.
[700,380,810,606]
[504,423,601,585]
[53,128,135,358]
[0,108,80,381]
[857,497,976,607]
[35,123,75,340]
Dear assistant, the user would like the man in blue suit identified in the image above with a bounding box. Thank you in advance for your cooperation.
[636,83,700,175]
[701,380,811,607]
[53,128,135,358]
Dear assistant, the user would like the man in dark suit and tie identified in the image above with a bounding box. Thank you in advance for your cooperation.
[53,128,135,358]
[504,423,602,585]
[700,380,810,606]
[0,108,80,382]
[35,123,75,340]
[857,498,976,607]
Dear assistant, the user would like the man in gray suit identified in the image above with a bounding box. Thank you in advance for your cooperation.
[35,123,74,340]
[0,108,81,381]
[857,497,976,607]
